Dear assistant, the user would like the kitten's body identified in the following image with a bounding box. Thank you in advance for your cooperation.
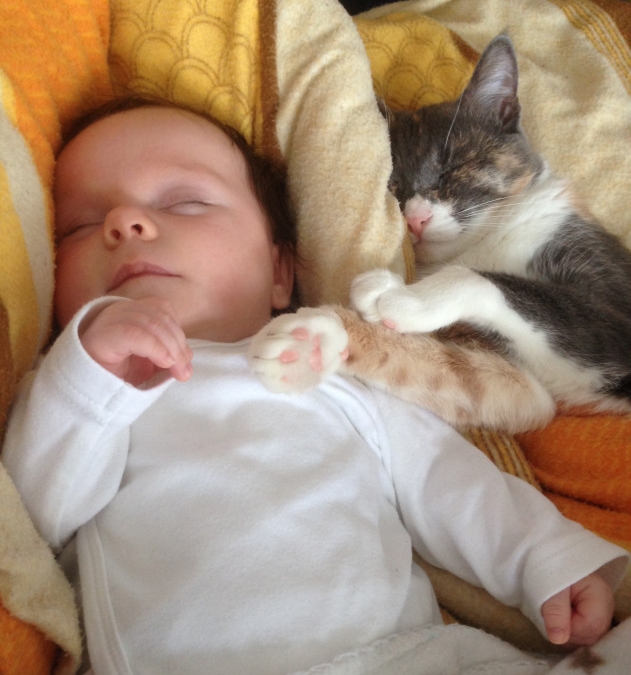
[250,35,631,431]
[335,307,555,430]
[351,34,631,415]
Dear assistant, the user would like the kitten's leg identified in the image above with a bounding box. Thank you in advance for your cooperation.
[248,307,349,393]
[250,304,553,430]
[352,268,610,409]
[351,267,506,334]
[336,307,555,432]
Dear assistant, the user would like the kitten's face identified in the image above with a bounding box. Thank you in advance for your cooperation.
[387,104,540,264]
[384,35,543,264]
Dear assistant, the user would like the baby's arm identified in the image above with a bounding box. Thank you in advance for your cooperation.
[2,297,180,548]
[541,571,614,646]
[371,388,628,646]
[80,297,193,386]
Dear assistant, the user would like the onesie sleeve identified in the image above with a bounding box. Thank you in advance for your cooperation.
[2,298,173,550]
[370,389,629,636]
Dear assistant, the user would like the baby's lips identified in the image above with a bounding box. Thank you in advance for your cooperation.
[108,260,176,292]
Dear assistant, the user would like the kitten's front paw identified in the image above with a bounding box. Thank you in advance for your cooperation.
[248,307,349,393]
[352,265,491,334]
[350,269,406,326]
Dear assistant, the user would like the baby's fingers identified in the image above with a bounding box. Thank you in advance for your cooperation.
[542,574,614,648]
[139,301,190,367]
[565,574,614,646]
[542,587,571,645]
[81,299,192,383]
[122,301,192,381]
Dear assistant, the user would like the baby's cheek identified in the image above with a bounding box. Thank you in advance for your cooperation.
[54,249,100,327]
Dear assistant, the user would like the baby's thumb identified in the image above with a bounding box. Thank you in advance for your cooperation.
[541,587,571,645]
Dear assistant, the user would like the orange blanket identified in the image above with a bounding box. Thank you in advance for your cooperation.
[519,413,631,547]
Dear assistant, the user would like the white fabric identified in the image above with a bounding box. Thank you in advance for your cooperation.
[290,623,554,675]
[2,299,628,675]
[288,617,631,675]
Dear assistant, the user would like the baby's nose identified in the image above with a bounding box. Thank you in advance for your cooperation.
[103,206,158,245]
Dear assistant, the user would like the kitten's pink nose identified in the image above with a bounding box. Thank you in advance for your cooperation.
[404,201,433,240]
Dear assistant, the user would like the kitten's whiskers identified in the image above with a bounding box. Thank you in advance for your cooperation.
[454,196,511,218]
[444,95,463,153]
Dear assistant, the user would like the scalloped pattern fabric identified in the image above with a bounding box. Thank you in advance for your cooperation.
[108,0,265,149]
[355,11,478,108]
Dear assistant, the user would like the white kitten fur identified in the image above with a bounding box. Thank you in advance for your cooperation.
[350,261,613,412]
[249,307,348,393]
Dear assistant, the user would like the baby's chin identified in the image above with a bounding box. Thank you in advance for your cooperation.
[182,315,273,344]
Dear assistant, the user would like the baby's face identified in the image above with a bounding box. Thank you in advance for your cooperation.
[54,107,293,342]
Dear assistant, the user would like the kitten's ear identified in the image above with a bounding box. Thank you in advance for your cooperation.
[461,34,521,132]
[377,98,392,124]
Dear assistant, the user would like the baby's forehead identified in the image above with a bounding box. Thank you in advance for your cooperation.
[53,106,257,231]
[56,106,248,185]
[70,106,235,151]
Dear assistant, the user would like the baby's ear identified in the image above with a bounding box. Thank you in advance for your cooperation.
[271,246,295,310]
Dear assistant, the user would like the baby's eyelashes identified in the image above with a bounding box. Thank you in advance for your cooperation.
[56,221,102,243]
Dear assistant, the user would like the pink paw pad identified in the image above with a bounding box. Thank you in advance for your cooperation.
[279,350,300,364]
[290,327,309,341]
[279,329,327,373]
[382,318,398,330]
[308,337,323,372]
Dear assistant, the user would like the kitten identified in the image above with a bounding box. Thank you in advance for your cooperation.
[352,34,631,414]
[249,34,631,430]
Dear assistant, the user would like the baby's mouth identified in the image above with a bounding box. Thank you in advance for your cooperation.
[108,261,176,292]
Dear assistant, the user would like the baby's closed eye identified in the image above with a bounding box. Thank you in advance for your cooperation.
[161,200,214,216]
[56,220,102,243]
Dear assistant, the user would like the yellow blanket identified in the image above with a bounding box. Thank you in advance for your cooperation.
[0,0,629,672]
[0,2,112,672]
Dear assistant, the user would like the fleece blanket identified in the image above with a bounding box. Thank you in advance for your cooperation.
[0,0,629,673]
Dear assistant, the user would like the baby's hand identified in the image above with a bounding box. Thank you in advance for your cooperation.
[249,307,349,393]
[541,572,614,647]
[80,298,193,386]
